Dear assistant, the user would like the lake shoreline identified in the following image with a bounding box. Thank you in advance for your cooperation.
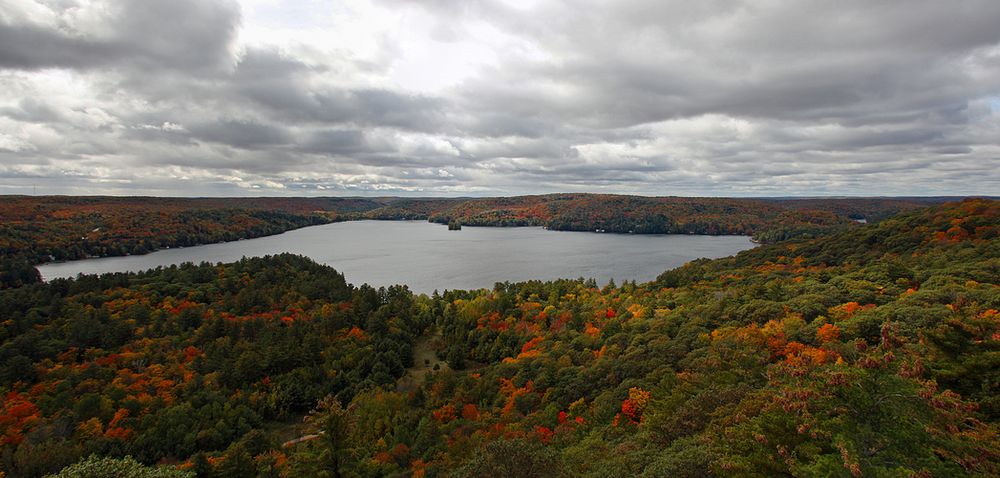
[37,221,756,293]
[34,217,760,267]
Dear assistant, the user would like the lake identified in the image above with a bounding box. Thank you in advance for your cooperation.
[37,221,756,293]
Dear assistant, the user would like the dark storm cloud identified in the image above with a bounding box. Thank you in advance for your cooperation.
[0,21,129,70]
[0,0,998,196]
[0,98,62,123]
[286,88,444,131]
[457,137,578,161]
[443,0,1000,130]
[188,119,293,148]
[209,48,447,131]
[0,0,241,73]
[240,85,446,132]
[301,130,370,155]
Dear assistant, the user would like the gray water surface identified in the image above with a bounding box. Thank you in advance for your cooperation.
[37,221,756,293]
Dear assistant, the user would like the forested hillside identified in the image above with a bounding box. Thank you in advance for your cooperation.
[419,194,947,243]
[0,196,392,289]
[0,194,951,290]
[1,194,951,267]
[1,199,997,477]
[0,255,431,477]
[0,196,393,263]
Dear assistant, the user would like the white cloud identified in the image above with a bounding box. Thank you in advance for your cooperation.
[0,0,998,196]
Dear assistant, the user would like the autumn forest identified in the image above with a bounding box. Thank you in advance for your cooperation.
[0,196,998,477]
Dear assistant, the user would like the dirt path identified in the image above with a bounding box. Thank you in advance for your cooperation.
[398,330,450,392]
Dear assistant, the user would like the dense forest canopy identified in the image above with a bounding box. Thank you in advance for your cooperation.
[0,198,997,477]
[0,194,962,290]
[420,194,944,238]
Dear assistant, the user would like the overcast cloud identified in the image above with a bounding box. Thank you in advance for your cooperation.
[0,0,998,196]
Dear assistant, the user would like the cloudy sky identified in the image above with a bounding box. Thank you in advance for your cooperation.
[1,0,998,197]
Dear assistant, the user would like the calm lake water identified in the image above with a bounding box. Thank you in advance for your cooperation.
[37,221,755,293]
